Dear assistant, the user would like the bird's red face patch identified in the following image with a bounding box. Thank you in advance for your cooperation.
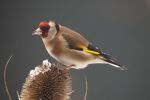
[39,21,50,38]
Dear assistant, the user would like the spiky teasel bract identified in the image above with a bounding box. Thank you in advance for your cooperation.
[20,60,72,100]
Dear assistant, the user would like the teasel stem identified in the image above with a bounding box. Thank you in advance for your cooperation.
[19,60,72,100]
[3,55,13,100]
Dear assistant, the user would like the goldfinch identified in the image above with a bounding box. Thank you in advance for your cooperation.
[33,21,127,70]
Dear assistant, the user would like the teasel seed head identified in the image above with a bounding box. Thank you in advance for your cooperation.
[20,59,72,100]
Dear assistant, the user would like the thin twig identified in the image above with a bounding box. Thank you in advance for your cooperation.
[3,55,13,100]
[17,90,21,100]
[83,76,88,100]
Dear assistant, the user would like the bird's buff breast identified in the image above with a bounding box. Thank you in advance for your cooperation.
[42,38,66,63]
[42,37,92,69]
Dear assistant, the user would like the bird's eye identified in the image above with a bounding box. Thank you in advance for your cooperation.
[39,21,50,32]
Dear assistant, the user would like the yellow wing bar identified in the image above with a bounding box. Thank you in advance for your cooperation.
[77,45,100,55]
[83,47,100,55]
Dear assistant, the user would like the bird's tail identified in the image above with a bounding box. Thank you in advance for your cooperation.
[100,52,127,70]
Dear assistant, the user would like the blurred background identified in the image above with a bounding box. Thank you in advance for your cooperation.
[0,0,150,100]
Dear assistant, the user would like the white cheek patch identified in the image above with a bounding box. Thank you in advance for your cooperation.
[48,21,57,40]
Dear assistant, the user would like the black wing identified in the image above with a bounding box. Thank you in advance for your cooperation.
[68,43,102,55]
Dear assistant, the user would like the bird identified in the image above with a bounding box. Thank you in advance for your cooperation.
[32,20,127,70]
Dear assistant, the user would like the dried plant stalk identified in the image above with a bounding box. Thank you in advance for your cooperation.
[20,60,72,100]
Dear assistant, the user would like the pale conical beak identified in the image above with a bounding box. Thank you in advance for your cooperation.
[32,28,42,35]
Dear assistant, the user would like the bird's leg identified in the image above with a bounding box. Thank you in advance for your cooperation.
[66,64,76,69]
[56,62,76,74]
[63,64,76,74]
